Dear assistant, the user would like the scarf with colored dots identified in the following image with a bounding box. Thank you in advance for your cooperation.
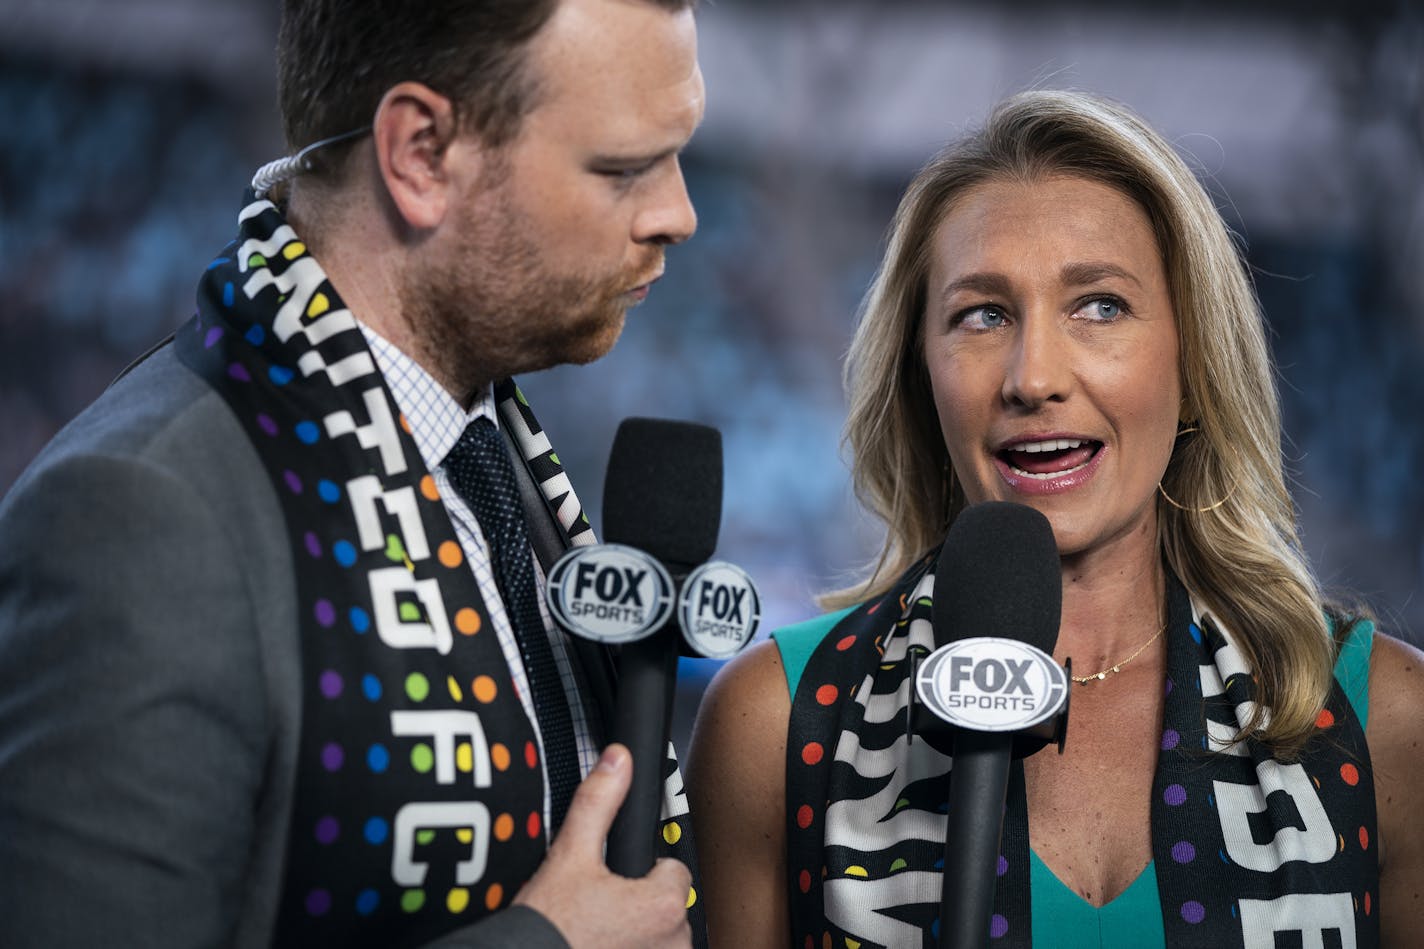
[784,554,1378,947]
[177,190,705,948]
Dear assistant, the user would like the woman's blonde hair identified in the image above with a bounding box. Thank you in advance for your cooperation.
[828,89,1334,756]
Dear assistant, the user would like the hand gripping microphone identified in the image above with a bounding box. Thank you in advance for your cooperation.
[542,418,760,876]
[907,501,1069,948]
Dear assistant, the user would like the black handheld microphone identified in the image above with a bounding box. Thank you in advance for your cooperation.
[600,418,722,877]
[914,501,1066,948]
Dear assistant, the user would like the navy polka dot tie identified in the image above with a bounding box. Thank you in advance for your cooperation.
[444,416,579,831]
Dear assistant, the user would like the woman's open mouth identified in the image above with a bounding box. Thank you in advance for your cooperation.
[993,438,1105,493]
[998,438,1102,479]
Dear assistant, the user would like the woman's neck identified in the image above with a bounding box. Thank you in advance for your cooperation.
[1055,528,1169,668]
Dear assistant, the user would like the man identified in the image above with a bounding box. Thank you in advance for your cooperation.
[0,0,704,946]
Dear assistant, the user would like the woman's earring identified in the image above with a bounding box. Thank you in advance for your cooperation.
[1158,424,1236,513]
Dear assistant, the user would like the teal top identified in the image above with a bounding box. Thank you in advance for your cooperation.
[772,611,1375,947]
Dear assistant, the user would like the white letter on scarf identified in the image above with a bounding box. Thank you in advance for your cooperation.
[369,567,453,654]
[1238,892,1355,948]
[1215,760,1336,871]
[391,802,490,887]
[390,711,491,787]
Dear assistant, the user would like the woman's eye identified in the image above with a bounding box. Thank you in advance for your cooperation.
[957,305,1008,330]
[1079,298,1124,321]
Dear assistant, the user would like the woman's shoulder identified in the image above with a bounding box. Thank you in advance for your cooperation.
[1366,630,1424,744]
[696,638,795,734]
[1364,630,1424,933]
[688,640,794,822]
[1336,616,1421,780]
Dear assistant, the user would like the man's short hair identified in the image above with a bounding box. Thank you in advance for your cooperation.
[277,0,696,166]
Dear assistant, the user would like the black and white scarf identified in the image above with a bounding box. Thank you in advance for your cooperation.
[178,191,704,947]
[785,551,1378,947]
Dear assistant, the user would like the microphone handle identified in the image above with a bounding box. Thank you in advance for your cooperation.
[606,623,679,877]
[940,729,1014,947]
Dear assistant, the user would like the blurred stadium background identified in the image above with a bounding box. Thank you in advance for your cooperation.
[3,0,1422,753]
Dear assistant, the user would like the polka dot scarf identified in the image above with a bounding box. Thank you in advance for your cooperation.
[177,191,706,947]
[785,553,1378,948]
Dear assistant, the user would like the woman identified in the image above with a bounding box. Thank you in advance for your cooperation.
[687,91,1423,947]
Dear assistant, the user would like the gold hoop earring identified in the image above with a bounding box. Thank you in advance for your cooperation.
[1157,480,1236,513]
[1160,424,1235,512]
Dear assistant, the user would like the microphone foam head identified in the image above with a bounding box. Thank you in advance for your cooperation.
[932,501,1061,654]
[602,417,722,571]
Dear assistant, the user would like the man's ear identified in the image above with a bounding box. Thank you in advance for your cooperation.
[371,82,462,231]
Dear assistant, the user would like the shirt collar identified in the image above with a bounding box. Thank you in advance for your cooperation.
[357,322,496,472]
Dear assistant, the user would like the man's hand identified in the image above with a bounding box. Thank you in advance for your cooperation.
[514,744,693,948]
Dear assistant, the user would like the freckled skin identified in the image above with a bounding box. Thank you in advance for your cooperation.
[1370,638,1424,944]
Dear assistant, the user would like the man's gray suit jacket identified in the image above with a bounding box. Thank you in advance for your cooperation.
[0,342,565,948]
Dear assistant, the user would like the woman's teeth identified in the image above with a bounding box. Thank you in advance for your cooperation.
[1001,439,1100,478]
[1015,438,1086,453]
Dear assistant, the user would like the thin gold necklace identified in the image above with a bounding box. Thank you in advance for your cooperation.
[1071,621,1168,684]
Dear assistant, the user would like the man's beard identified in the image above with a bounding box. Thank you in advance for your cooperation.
[400,180,660,404]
